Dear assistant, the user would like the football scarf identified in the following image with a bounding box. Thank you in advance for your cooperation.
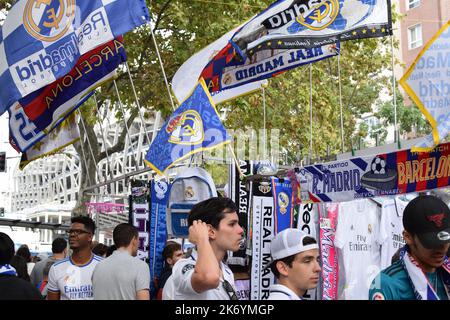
[400,245,450,300]
[271,177,294,234]
[0,264,17,276]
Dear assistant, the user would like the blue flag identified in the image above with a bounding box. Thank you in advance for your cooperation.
[149,179,170,299]
[0,0,149,115]
[145,79,231,176]
[271,177,294,234]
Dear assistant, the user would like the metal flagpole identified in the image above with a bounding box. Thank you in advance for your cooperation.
[77,109,103,183]
[337,54,345,154]
[93,93,115,184]
[113,80,140,172]
[309,64,313,159]
[124,61,152,144]
[262,86,267,159]
[390,34,400,147]
[149,25,176,111]
[76,119,93,187]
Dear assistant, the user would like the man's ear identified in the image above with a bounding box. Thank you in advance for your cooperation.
[208,224,216,240]
[403,230,413,246]
[276,261,289,277]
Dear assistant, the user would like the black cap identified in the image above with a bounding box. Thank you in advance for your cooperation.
[403,195,450,249]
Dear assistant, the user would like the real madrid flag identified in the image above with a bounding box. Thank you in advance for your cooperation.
[145,79,231,176]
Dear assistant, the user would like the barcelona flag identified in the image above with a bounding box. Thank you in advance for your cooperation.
[145,79,231,176]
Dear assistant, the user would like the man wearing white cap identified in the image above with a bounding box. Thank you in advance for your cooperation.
[268,228,321,300]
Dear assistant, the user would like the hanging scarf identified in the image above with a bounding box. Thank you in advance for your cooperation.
[400,245,450,300]
[0,264,17,276]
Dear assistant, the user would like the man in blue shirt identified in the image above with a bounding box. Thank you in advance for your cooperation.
[369,195,450,300]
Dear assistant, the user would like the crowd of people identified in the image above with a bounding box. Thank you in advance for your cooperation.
[0,195,448,300]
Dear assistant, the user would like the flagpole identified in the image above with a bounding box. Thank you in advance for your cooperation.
[390,34,400,148]
[337,54,345,154]
[113,80,140,172]
[228,144,245,179]
[125,61,153,145]
[262,86,267,159]
[309,63,313,159]
[149,24,177,111]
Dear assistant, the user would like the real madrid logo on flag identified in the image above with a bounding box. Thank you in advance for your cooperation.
[144,79,231,176]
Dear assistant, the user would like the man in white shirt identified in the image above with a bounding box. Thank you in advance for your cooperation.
[47,216,102,300]
[92,223,150,300]
[171,197,244,300]
[267,228,321,300]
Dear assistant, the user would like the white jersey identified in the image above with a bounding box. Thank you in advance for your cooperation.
[162,275,175,300]
[335,199,381,300]
[47,254,103,300]
[172,249,236,300]
[267,284,301,300]
[379,197,406,269]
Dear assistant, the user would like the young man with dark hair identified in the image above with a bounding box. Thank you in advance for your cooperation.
[156,241,183,299]
[30,237,67,287]
[0,232,42,300]
[267,228,321,300]
[370,195,450,300]
[92,223,150,300]
[172,197,244,300]
[47,216,102,300]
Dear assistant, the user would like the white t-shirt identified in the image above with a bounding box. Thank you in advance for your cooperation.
[172,250,236,300]
[379,197,406,269]
[335,199,381,300]
[267,284,301,300]
[162,275,175,300]
[47,254,103,300]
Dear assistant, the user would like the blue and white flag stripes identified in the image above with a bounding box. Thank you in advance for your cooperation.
[0,0,149,115]
[230,0,392,59]
[149,179,170,299]
[399,22,450,152]
[145,79,232,176]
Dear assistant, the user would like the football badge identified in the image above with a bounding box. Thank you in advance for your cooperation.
[166,110,204,145]
[258,182,271,194]
[278,192,289,214]
[361,156,398,191]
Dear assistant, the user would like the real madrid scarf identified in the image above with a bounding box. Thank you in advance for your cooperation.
[0,264,17,276]
[149,179,171,299]
[271,177,294,234]
[400,245,450,300]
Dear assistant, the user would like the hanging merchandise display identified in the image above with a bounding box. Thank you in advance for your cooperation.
[298,202,321,300]
[149,179,171,299]
[335,199,381,300]
[250,179,275,300]
[296,142,450,203]
[166,167,217,238]
[129,180,151,262]
[378,195,413,269]
[320,203,339,300]
[227,160,253,267]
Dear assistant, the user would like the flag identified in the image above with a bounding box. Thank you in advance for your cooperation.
[145,79,231,176]
[18,114,80,170]
[172,24,267,104]
[201,40,339,93]
[399,22,450,152]
[9,37,125,152]
[0,0,149,115]
[230,0,392,59]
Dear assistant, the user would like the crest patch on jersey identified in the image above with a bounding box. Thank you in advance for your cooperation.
[182,264,195,274]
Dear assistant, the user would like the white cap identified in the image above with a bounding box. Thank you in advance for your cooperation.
[270,228,319,260]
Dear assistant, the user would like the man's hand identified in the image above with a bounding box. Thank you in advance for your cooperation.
[188,220,210,245]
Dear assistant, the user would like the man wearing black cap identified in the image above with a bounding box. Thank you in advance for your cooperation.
[369,195,450,300]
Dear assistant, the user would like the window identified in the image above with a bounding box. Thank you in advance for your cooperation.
[407,0,420,10]
[408,24,422,49]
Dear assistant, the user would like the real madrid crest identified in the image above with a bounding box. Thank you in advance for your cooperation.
[24,0,76,42]
[185,186,195,199]
[166,110,204,145]
[258,182,271,194]
[278,192,289,214]
[296,0,339,31]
